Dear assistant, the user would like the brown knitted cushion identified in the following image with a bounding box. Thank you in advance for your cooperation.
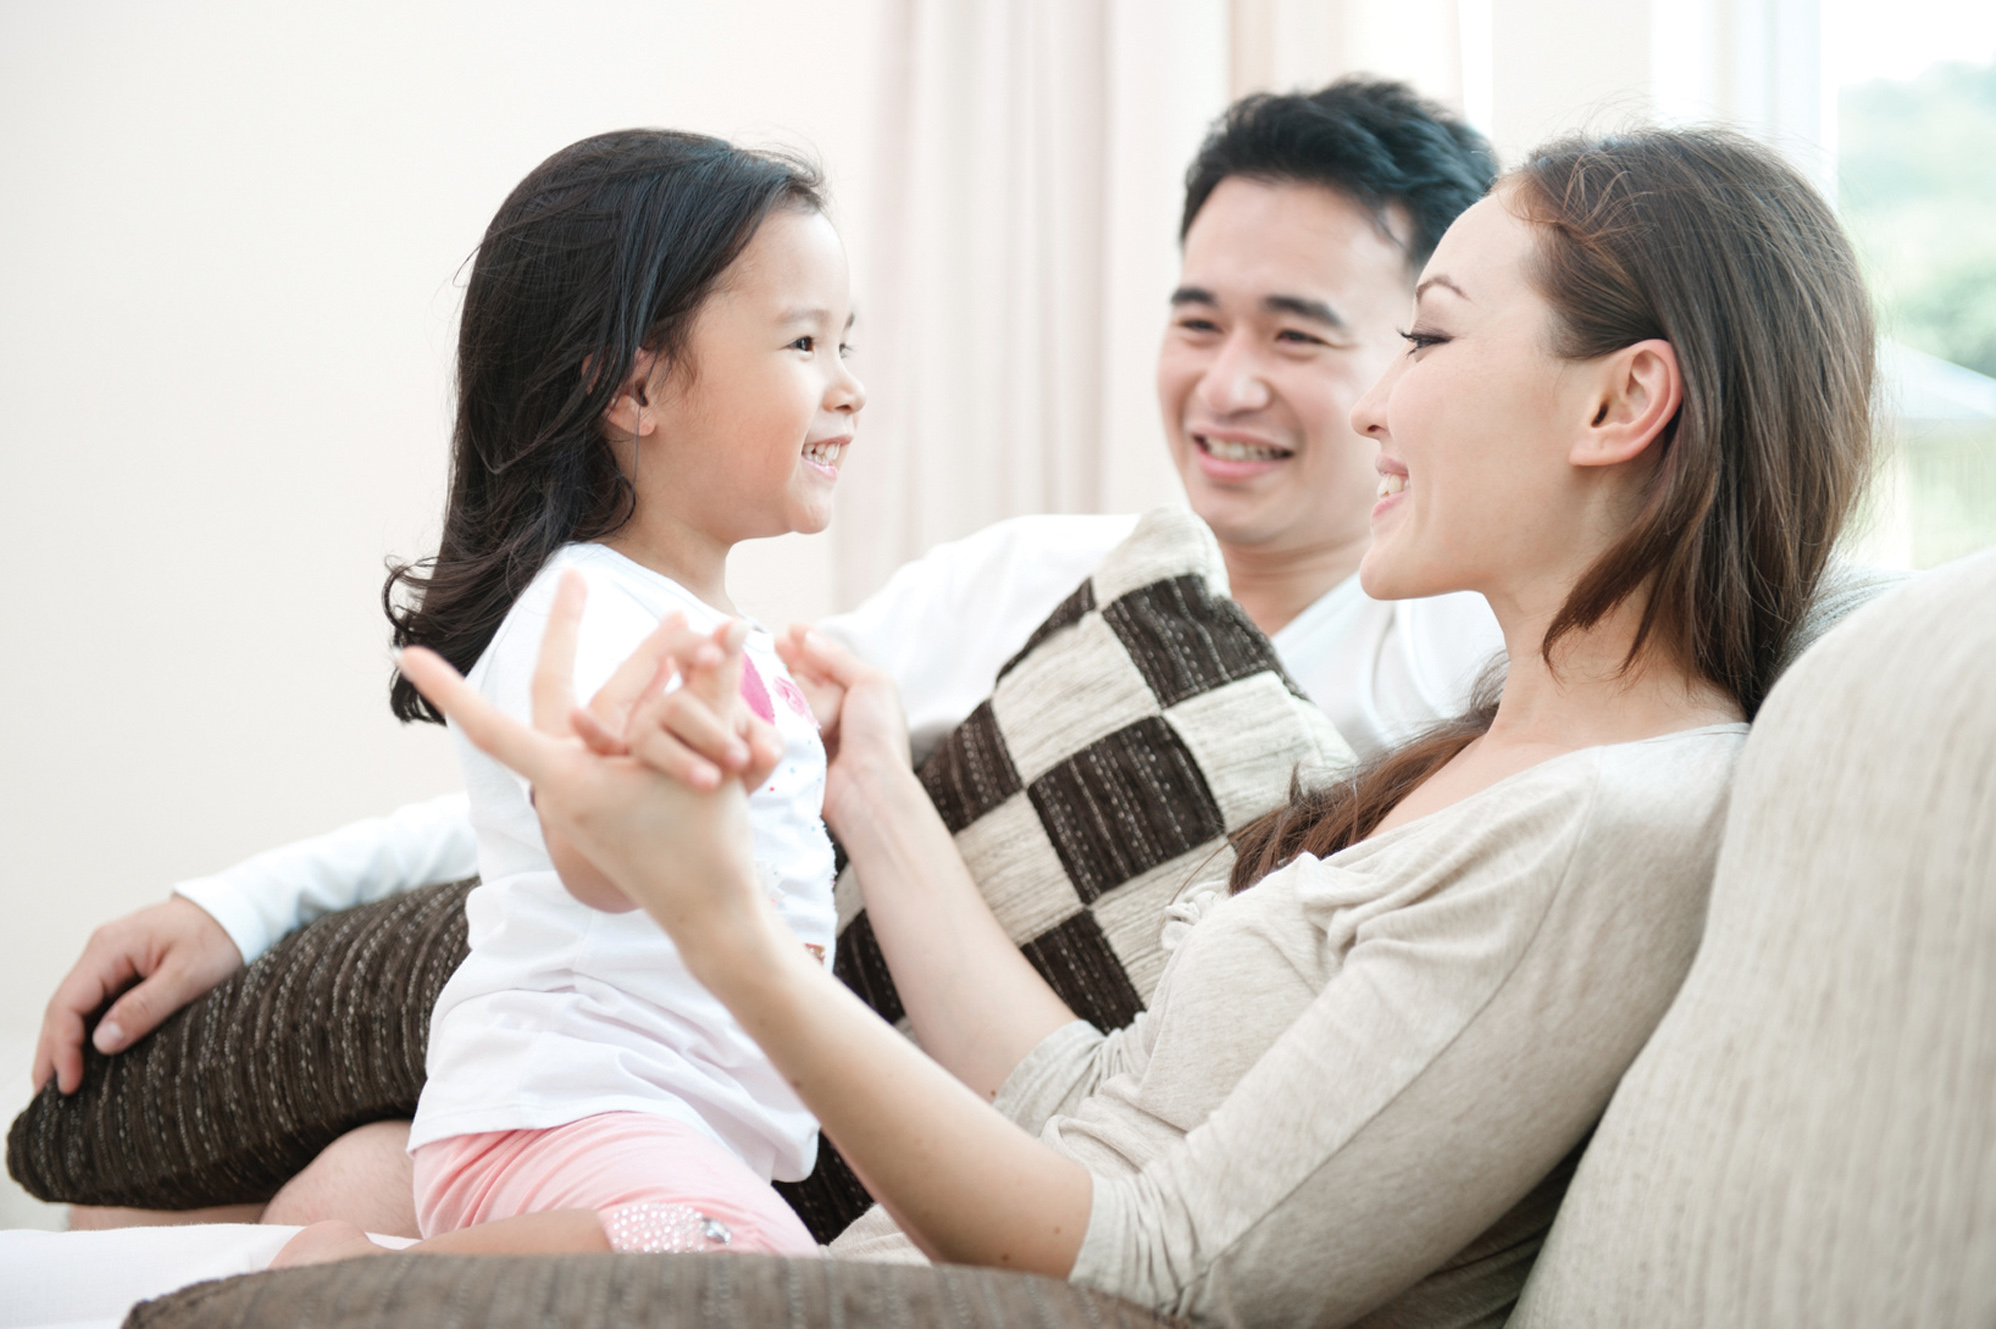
[124,1253,1190,1329]
[9,508,1343,1244]
[6,879,474,1209]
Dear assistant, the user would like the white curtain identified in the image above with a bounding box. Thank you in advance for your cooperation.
[834,0,1228,606]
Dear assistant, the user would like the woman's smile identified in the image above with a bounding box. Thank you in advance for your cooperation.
[1371,456,1409,521]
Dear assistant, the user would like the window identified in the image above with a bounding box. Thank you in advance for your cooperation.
[1833,0,1996,567]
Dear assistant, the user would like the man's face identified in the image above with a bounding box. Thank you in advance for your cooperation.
[1158,177,1416,562]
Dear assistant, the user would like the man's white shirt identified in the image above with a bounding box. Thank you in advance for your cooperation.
[177,512,1504,966]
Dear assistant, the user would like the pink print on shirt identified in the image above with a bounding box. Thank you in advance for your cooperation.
[772,676,814,725]
[739,658,775,724]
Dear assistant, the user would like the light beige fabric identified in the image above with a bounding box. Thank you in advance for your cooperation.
[836,725,1747,1328]
[1771,561,1912,680]
[834,2,1225,605]
[1511,547,1996,1328]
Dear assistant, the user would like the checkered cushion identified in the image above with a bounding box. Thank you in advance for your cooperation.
[833,506,1352,1028]
[776,508,1353,1240]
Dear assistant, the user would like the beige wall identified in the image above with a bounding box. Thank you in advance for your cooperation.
[0,0,888,1038]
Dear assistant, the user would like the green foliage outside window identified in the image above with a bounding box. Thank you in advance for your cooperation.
[1842,60,1996,377]
[1841,59,1996,568]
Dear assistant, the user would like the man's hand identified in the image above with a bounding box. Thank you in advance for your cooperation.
[33,896,243,1094]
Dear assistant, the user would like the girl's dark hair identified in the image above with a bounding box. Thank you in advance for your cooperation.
[386,129,824,723]
[1231,127,1876,892]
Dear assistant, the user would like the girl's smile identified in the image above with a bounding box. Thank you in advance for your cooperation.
[801,432,852,481]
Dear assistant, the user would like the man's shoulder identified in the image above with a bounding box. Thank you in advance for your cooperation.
[833,512,1140,637]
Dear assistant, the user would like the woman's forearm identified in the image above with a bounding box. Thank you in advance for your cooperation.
[684,899,1091,1273]
[833,756,1079,1101]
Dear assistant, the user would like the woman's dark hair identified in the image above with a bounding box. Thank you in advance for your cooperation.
[1231,127,1876,891]
[1181,77,1498,270]
[386,129,824,723]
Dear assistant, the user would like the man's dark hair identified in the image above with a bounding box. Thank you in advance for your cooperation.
[1181,77,1497,270]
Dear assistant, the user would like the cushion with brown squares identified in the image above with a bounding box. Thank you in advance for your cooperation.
[778,505,1353,1239]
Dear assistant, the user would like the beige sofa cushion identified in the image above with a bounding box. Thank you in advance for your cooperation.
[1512,547,1996,1327]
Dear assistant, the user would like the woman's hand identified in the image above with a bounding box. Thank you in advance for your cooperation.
[577,613,786,795]
[400,572,764,950]
[525,578,781,912]
[34,896,243,1094]
[775,626,913,836]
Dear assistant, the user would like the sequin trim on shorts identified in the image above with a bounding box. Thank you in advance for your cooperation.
[600,1201,735,1254]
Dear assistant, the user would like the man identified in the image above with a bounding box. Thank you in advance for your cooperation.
[35,78,1501,1224]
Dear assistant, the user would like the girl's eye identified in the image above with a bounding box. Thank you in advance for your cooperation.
[1398,328,1448,354]
[790,335,816,353]
[838,342,856,359]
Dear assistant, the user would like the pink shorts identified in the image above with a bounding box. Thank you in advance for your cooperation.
[411,1112,818,1256]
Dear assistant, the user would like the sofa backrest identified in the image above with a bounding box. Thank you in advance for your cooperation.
[1509,546,1996,1327]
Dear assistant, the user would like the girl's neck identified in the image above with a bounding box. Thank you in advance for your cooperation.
[602,517,737,616]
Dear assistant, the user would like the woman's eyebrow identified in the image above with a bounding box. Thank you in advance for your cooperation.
[1415,275,1470,302]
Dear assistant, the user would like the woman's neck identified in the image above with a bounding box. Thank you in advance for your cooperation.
[1484,586,1742,754]
[602,516,736,616]
[1366,585,1740,841]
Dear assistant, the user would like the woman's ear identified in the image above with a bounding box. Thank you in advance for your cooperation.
[1571,338,1681,468]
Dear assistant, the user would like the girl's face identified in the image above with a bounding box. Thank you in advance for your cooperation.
[641,207,864,544]
[1349,191,1652,616]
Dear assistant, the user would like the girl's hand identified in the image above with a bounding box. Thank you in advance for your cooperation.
[400,577,763,949]
[775,626,913,834]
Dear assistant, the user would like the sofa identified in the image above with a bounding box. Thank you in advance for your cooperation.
[4,547,1991,1328]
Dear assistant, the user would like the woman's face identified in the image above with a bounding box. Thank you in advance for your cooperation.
[1350,191,1643,615]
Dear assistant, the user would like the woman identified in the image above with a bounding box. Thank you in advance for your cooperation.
[387,128,1874,1325]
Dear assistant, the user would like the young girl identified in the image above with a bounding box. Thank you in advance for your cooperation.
[278,128,862,1265]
